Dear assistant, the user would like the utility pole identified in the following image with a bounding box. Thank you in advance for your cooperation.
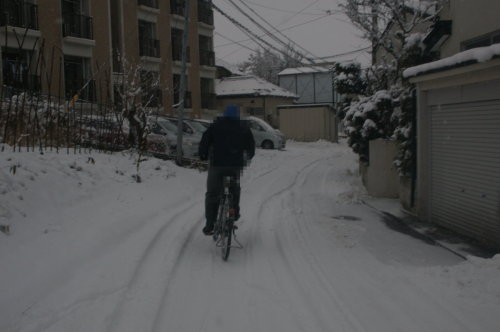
[176,0,190,165]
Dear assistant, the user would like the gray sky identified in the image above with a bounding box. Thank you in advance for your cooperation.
[213,0,371,67]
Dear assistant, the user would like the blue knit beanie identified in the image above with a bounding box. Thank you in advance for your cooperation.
[223,104,240,118]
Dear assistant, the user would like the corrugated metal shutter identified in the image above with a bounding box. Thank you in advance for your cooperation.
[430,100,500,246]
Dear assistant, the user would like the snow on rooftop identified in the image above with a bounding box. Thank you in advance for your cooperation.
[216,75,298,98]
[278,66,332,76]
[215,57,246,76]
[404,44,500,78]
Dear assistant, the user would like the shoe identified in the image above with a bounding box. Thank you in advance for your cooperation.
[203,225,214,236]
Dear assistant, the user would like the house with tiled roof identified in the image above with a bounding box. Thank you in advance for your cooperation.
[215,75,298,128]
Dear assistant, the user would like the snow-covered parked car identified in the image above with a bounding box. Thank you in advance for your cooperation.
[244,116,285,149]
[148,116,200,158]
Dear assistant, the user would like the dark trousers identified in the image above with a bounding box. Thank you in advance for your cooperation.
[205,166,241,227]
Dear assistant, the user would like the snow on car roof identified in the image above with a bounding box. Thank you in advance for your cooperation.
[216,75,298,98]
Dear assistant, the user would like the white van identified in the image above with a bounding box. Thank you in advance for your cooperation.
[245,116,286,150]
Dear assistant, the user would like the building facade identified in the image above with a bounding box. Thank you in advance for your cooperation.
[0,0,216,118]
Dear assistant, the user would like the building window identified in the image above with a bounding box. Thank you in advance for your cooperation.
[2,47,40,95]
[173,74,191,108]
[170,0,184,16]
[0,0,39,30]
[137,0,158,8]
[140,70,161,107]
[200,77,215,109]
[64,55,94,102]
[198,0,213,25]
[462,30,500,50]
[199,35,214,66]
[138,20,160,57]
[61,0,93,39]
[171,28,190,62]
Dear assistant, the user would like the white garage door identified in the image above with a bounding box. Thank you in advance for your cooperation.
[430,99,500,246]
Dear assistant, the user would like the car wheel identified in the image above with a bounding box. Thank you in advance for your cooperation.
[262,140,274,149]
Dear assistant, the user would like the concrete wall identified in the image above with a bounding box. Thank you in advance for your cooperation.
[361,139,399,198]
[439,0,500,58]
[278,105,338,142]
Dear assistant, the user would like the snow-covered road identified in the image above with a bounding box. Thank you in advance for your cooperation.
[1,141,499,332]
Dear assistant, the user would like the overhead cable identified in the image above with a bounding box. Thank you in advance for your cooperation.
[233,0,319,62]
[212,2,309,65]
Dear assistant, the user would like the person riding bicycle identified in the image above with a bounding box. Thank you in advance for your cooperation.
[199,105,255,235]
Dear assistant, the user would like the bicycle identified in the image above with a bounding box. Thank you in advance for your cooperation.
[213,175,243,261]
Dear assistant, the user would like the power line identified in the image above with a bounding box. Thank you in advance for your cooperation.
[215,31,257,53]
[243,0,327,16]
[224,0,315,64]
[313,46,371,60]
[214,13,333,49]
[280,0,320,26]
[233,0,319,62]
[212,2,310,65]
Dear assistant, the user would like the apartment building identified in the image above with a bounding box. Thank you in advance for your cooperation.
[0,0,216,118]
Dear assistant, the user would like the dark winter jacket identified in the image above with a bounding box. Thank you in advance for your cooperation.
[199,117,255,168]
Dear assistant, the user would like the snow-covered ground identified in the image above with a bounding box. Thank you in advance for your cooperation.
[1,141,499,332]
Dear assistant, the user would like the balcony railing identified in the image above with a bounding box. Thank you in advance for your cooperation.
[198,1,213,25]
[199,49,215,66]
[139,38,160,58]
[0,0,38,30]
[138,0,158,8]
[62,13,93,39]
[201,92,216,109]
[170,0,185,16]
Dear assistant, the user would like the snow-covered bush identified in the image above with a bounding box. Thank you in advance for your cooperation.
[339,0,445,175]
[343,90,397,162]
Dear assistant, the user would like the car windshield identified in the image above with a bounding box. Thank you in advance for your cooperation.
[187,120,207,132]
[157,119,177,132]
[250,117,274,131]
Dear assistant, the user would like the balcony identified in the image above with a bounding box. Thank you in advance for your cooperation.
[63,13,93,40]
[198,1,213,25]
[199,49,215,66]
[139,38,160,58]
[138,0,158,8]
[0,0,38,30]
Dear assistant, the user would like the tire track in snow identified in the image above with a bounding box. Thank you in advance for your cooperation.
[10,194,206,332]
[107,197,204,332]
[242,153,364,332]
[266,157,366,332]
[283,157,475,332]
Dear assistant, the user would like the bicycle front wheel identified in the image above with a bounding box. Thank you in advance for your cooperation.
[221,220,233,261]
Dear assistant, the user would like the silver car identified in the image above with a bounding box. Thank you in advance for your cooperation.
[245,116,286,149]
